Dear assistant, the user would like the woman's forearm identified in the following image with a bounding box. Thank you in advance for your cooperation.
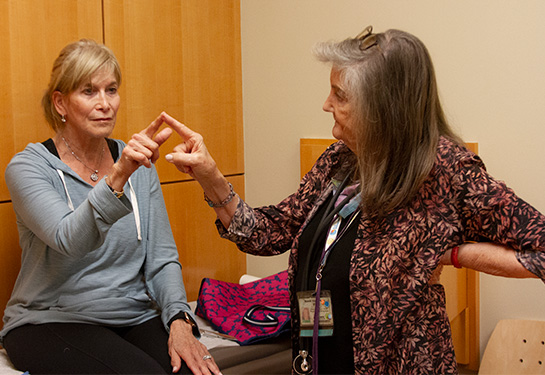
[444,242,537,278]
[198,171,239,229]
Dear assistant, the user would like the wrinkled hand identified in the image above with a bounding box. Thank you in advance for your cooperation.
[169,320,222,375]
[108,115,172,189]
[118,115,172,174]
[161,112,219,182]
[161,112,238,227]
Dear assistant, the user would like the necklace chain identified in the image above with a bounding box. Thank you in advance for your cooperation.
[61,136,105,182]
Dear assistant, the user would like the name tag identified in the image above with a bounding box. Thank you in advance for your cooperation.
[297,290,334,337]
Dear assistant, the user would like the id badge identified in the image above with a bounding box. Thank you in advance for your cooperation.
[297,290,334,337]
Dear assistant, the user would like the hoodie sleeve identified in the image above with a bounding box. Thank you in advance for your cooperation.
[136,166,196,333]
[5,144,132,258]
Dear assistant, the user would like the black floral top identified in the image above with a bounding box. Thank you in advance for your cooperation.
[217,137,545,374]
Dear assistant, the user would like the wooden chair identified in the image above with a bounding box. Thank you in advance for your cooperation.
[479,319,545,374]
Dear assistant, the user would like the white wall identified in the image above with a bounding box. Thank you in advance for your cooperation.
[240,0,545,358]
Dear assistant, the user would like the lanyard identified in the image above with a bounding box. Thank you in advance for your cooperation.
[311,208,359,375]
[297,172,360,374]
[301,173,352,292]
[315,210,360,290]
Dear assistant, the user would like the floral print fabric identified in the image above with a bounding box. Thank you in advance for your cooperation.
[217,137,545,374]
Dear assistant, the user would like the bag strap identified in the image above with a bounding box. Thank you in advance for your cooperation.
[243,304,291,327]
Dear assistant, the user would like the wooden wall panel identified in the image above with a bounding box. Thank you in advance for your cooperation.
[300,138,337,179]
[162,177,246,301]
[0,0,14,202]
[0,0,103,201]
[102,0,185,150]
[0,203,21,328]
[103,0,244,184]
[178,0,244,180]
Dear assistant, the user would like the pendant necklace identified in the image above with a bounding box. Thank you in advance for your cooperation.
[61,136,105,182]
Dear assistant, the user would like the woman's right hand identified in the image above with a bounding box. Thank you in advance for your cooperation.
[161,112,219,182]
[107,114,172,191]
[161,112,238,228]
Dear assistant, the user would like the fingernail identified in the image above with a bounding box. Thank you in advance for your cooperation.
[165,154,173,162]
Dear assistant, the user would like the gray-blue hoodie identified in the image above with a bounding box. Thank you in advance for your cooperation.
[1,140,194,344]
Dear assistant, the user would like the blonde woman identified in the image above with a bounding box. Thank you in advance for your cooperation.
[1,40,220,375]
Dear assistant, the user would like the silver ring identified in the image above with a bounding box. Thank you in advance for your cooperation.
[203,354,212,361]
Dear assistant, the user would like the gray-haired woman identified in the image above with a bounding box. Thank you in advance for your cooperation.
[162,26,545,374]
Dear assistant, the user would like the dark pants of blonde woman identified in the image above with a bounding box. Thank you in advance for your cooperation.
[3,317,193,374]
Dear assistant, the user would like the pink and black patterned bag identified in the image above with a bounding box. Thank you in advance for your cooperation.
[195,270,291,345]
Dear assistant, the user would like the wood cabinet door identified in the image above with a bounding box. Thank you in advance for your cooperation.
[103,0,244,184]
[0,0,103,201]
[0,203,20,324]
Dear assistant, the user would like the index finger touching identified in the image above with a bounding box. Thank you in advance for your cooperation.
[160,112,196,140]
[141,114,165,139]
[154,127,173,147]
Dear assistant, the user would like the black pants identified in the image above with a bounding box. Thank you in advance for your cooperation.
[3,317,192,374]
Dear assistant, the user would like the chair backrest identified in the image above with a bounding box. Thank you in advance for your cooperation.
[479,319,545,374]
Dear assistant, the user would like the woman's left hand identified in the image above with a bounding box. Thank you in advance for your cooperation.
[168,319,222,375]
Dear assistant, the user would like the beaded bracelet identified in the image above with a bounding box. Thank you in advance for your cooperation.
[204,182,236,208]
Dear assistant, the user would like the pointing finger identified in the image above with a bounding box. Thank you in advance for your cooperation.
[154,127,173,146]
[142,114,165,139]
[149,127,172,164]
[161,112,196,140]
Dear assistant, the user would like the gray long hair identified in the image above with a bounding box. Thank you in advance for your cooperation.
[314,27,462,216]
